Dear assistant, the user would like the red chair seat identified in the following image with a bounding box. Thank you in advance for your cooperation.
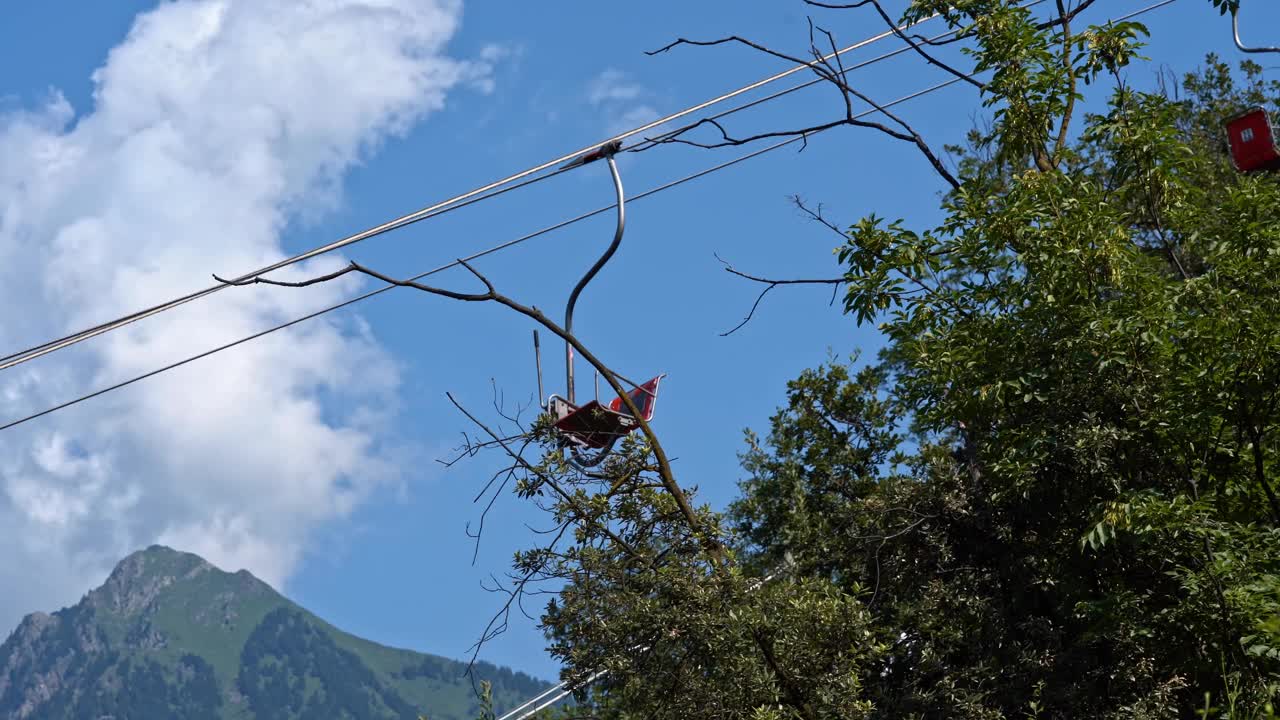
[1227,108,1280,173]
[553,401,638,449]
[551,375,664,450]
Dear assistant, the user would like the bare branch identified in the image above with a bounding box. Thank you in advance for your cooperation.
[646,35,818,68]
[790,196,971,319]
[216,259,723,561]
[447,392,646,561]
[714,253,843,336]
[821,71,962,189]
[652,116,862,151]
[465,461,522,565]
[809,19,857,121]
[213,264,359,288]
[1040,0,1098,31]
[643,28,961,189]
[723,284,777,337]
[904,30,967,47]
[803,1,984,90]
[438,431,529,468]
[216,260,495,301]
[789,196,845,240]
[466,521,570,676]
[218,256,731,592]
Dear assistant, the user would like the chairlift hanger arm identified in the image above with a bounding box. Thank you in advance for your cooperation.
[1232,7,1280,54]
[564,143,626,404]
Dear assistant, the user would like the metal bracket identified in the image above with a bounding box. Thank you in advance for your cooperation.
[559,140,624,170]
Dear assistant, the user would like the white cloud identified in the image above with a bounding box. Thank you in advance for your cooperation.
[468,44,518,95]
[585,69,670,139]
[608,104,662,138]
[0,0,481,625]
[588,69,644,106]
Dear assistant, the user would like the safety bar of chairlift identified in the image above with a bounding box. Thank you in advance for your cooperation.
[564,144,626,405]
[1233,8,1280,54]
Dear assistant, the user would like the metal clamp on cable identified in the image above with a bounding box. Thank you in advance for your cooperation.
[560,139,623,169]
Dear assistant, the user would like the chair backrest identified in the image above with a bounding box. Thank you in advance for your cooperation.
[1227,107,1280,172]
[608,375,663,422]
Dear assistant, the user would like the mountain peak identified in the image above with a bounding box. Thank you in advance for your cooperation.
[1,547,550,720]
[86,544,215,616]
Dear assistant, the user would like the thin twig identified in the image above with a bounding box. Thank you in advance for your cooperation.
[447,392,645,560]
[803,0,984,90]
[713,253,843,336]
[644,31,961,189]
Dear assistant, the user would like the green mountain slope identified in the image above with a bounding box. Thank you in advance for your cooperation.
[0,546,548,720]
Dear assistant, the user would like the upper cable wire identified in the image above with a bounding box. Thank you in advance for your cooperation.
[0,75,970,434]
[0,0,1183,434]
[0,9,947,374]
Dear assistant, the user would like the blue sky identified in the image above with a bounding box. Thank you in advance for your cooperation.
[0,0,1276,683]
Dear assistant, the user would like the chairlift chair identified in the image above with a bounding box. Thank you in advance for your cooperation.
[1222,4,1280,173]
[530,140,666,468]
[547,375,665,450]
[1226,107,1280,173]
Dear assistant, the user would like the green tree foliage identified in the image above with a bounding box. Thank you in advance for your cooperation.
[505,2,1280,718]
[735,51,1280,720]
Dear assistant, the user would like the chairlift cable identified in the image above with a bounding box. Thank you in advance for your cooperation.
[0,163,578,371]
[0,109,838,434]
[0,72,976,435]
[0,10,950,373]
[0,0,1183,432]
